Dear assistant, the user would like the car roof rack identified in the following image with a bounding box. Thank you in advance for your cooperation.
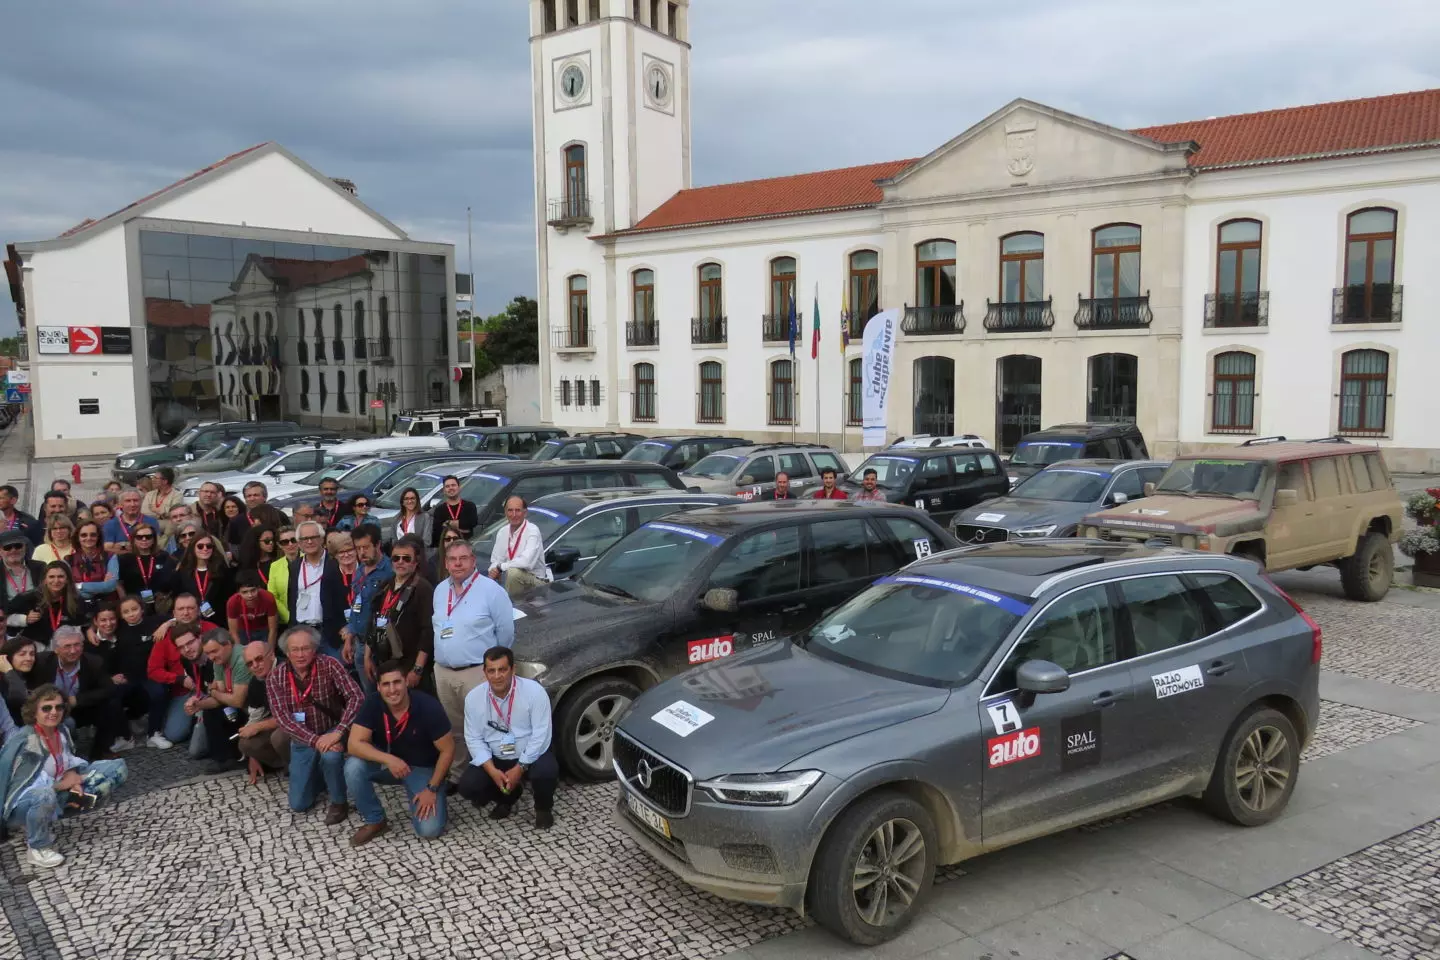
[1303,436,1352,445]
[1239,436,1289,446]
[743,442,832,452]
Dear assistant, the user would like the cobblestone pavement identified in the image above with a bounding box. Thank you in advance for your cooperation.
[1254,819,1440,960]
[1285,586,1440,693]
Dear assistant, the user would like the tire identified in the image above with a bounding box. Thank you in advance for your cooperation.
[554,676,639,782]
[807,793,937,945]
[1229,543,1266,569]
[1339,531,1392,602]
[1202,706,1300,827]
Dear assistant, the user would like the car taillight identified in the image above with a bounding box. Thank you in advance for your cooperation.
[1264,575,1321,663]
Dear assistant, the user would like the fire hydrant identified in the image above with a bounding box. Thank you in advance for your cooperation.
[71,463,82,485]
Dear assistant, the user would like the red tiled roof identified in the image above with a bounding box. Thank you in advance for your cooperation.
[247,254,371,290]
[145,298,212,329]
[622,158,918,235]
[1131,89,1440,169]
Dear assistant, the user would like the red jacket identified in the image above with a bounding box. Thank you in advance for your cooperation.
[812,487,849,500]
[145,620,217,696]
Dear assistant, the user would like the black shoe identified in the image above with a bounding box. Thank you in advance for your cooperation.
[489,803,513,821]
[204,759,239,776]
[535,810,554,830]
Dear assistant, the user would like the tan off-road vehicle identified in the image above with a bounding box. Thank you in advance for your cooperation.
[1079,437,1403,601]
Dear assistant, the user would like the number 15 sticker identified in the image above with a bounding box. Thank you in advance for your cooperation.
[986,700,1021,735]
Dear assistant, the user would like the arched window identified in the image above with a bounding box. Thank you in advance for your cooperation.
[770,257,796,318]
[1000,232,1044,303]
[318,371,329,412]
[633,363,656,421]
[632,269,655,323]
[299,369,311,412]
[695,264,725,343]
[336,370,350,414]
[377,296,392,358]
[567,275,589,348]
[357,369,369,412]
[1338,349,1390,435]
[1214,219,1263,326]
[848,250,879,336]
[915,240,956,307]
[332,303,345,362]
[1341,208,1398,323]
[1087,353,1137,423]
[1211,352,1256,433]
[698,361,724,423]
[769,359,795,425]
[353,300,367,359]
[313,307,326,362]
[1092,224,1142,299]
[847,357,863,425]
[296,307,309,365]
[564,144,587,217]
[995,356,1041,451]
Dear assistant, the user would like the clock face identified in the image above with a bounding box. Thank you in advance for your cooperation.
[560,64,586,100]
[646,65,671,106]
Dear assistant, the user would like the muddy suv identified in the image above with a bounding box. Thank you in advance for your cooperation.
[1080,437,1403,601]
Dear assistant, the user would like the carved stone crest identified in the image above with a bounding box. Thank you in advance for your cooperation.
[1005,121,1037,177]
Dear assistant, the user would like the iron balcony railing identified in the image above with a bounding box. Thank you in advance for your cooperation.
[551,326,593,350]
[983,298,1054,333]
[1333,284,1401,324]
[691,317,727,344]
[761,314,792,343]
[901,303,965,335]
[845,305,880,341]
[546,195,592,227]
[1075,293,1153,329]
[626,321,658,347]
[1205,291,1269,328]
[366,338,394,364]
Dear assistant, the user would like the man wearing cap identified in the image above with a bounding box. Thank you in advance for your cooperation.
[143,468,184,541]
[0,529,45,611]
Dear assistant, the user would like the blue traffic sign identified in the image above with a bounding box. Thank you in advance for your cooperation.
[4,388,23,403]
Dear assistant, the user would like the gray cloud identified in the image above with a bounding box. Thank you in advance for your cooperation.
[3,0,1437,335]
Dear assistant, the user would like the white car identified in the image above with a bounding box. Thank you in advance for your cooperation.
[369,463,488,522]
[180,444,342,501]
[259,458,378,502]
[889,434,990,450]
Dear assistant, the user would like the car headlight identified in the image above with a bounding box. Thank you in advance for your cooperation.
[1014,524,1058,539]
[697,770,823,806]
[513,660,548,681]
[118,458,136,468]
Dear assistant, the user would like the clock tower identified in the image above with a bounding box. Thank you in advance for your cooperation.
[528,0,692,426]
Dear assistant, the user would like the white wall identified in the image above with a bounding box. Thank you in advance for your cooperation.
[504,364,543,423]
[1179,150,1440,471]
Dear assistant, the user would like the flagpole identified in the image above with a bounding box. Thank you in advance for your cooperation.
[813,284,821,445]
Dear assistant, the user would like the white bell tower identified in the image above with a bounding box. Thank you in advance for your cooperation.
[528,0,692,426]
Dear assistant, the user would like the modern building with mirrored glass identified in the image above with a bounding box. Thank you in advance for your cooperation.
[8,142,468,458]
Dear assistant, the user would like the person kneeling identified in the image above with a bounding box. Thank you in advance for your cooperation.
[458,646,558,830]
[343,661,452,846]
[265,626,361,822]
[0,685,128,868]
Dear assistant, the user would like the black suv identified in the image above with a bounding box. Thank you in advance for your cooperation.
[843,446,1011,526]
[508,501,958,780]
[1007,422,1149,487]
[622,436,750,472]
[113,420,305,484]
[456,459,686,530]
[532,433,645,461]
[448,426,568,456]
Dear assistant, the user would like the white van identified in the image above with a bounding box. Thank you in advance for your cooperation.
[326,436,450,460]
[391,408,504,437]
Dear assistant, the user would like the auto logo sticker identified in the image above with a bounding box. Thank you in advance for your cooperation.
[1152,665,1205,699]
[985,700,1020,735]
[1061,712,1101,771]
[651,700,715,737]
[687,635,734,664]
[912,538,932,559]
[987,726,1041,768]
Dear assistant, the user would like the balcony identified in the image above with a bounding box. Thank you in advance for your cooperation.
[1333,284,1402,325]
[845,307,879,342]
[983,298,1055,333]
[551,325,594,351]
[1205,291,1269,328]
[456,339,474,364]
[626,321,659,347]
[1075,293,1152,330]
[692,317,727,345]
[901,303,965,336]
[761,314,792,343]
[366,338,393,365]
[546,195,592,231]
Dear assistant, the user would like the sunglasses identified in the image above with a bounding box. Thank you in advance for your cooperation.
[39,704,65,715]
[135,534,155,541]
[79,532,99,538]
[279,537,297,546]
[195,543,214,552]
[180,531,196,538]
[354,502,369,509]
[4,544,25,551]
[443,536,461,543]
[392,554,415,563]
[260,537,275,544]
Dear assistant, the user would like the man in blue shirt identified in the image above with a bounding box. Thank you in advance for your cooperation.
[340,525,392,693]
[431,539,514,769]
[102,489,160,555]
[458,645,557,829]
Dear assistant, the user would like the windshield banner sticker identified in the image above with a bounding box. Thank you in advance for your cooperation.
[1152,665,1205,699]
[874,455,919,464]
[987,726,1041,768]
[527,507,570,522]
[1062,712,1101,771]
[646,522,724,545]
[688,635,735,664]
[985,700,1021,735]
[1103,518,1177,532]
[1048,468,1111,478]
[473,473,505,481]
[975,512,1005,522]
[652,700,716,738]
[1135,509,1169,516]
[881,575,1032,616]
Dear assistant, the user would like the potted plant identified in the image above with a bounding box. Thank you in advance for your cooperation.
[1398,488,1440,588]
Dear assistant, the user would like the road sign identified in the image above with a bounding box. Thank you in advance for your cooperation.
[4,388,23,403]
[16,383,30,394]
[68,326,101,354]
[5,370,28,385]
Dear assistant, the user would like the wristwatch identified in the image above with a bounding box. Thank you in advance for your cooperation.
[520,762,531,772]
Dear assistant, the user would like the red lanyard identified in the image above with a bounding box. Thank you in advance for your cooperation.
[489,685,516,729]
[137,556,155,587]
[400,515,414,534]
[446,501,463,523]
[189,660,205,697]
[322,502,340,527]
[38,727,64,772]
[288,665,316,704]
[300,561,323,590]
[48,603,63,633]
[118,516,135,539]
[380,585,403,618]
[382,708,410,747]
[5,567,28,594]
[340,568,355,605]
[194,568,210,601]
[257,565,269,588]
[507,521,527,561]
[3,512,15,531]
[446,572,480,616]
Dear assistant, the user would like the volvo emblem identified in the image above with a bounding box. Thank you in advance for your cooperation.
[636,758,654,789]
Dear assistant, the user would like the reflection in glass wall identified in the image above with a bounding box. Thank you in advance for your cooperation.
[140,230,453,438]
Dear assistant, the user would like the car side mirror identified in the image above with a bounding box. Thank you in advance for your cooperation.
[738,475,755,486]
[686,486,702,494]
[269,466,286,476]
[1108,491,1128,506]
[1016,660,1070,695]
[548,546,580,575]
[700,588,738,614]
[1275,488,1299,507]
[1143,482,1156,498]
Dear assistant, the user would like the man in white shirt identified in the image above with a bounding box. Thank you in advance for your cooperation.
[286,520,346,658]
[433,540,515,769]
[487,496,551,598]
[457,645,557,829]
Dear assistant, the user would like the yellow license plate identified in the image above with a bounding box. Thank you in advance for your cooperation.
[627,793,671,839]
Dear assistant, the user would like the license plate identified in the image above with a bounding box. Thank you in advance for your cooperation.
[627,793,671,839]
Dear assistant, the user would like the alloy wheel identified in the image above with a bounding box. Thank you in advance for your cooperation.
[851,818,927,927]
[573,693,632,775]
[1234,724,1291,812]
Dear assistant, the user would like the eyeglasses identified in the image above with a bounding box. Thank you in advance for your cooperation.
[180,531,196,539]
[194,542,214,552]
[354,502,369,509]
[79,532,99,539]
[38,704,64,715]
[260,537,275,545]
[300,534,322,542]
[279,537,297,546]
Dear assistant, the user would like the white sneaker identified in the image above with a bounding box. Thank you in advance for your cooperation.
[27,847,64,869]
[146,734,173,750]
[110,737,136,752]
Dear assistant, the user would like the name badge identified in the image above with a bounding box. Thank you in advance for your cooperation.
[374,617,389,629]
[292,711,306,723]
[440,627,454,640]
[351,603,362,615]
[498,737,518,759]
[140,589,154,602]
[200,601,215,618]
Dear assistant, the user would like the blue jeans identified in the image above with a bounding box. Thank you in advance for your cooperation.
[343,757,446,838]
[7,759,128,850]
[288,739,347,812]
[159,694,207,757]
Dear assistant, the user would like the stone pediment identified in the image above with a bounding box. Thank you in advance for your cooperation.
[879,99,1195,203]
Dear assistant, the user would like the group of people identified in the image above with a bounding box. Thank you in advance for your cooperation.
[1,467,562,867]
[758,466,885,501]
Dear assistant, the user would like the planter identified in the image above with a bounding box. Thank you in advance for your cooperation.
[1413,549,1440,589]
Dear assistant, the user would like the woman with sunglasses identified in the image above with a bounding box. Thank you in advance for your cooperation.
[32,516,76,566]
[117,523,176,615]
[267,526,299,626]
[18,564,87,651]
[388,487,433,550]
[236,525,278,587]
[337,496,372,533]
[69,521,120,604]
[0,684,128,868]
[176,534,233,623]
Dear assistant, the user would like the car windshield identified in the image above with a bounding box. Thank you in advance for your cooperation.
[477,507,568,547]
[300,460,366,486]
[244,450,288,474]
[625,441,672,464]
[452,434,482,452]
[375,476,439,509]
[685,454,742,479]
[1009,441,1085,467]
[375,460,447,492]
[578,522,721,603]
[339,460,396,491]
[457,472,510,510]
[804,575,1027,686]
[170,426,202,448]
[532,441,567,461]
[1155,459,1267,500]
[1011,467,1111,502]
[195,441,237,463]
[852,455,918,489]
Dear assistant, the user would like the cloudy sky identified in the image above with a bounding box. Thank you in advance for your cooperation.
[2,0,1437,334]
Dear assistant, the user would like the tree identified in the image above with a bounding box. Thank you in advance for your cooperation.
[481,296,539,366]
[0,337,18,357]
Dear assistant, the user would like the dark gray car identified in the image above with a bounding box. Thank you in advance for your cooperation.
[951,459,1168,544]
[613,541,1321,945]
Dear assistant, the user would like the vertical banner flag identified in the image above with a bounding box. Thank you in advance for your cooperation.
[787,292,797,358]
[811,283,821,360]
[861,309,898,448]
[840,286,851,353]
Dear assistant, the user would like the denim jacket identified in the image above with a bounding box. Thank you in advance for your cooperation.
[345,555,393,639]
[0,725,80,820]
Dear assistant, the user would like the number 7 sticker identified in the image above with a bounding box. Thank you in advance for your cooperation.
[986,700,1021,735]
